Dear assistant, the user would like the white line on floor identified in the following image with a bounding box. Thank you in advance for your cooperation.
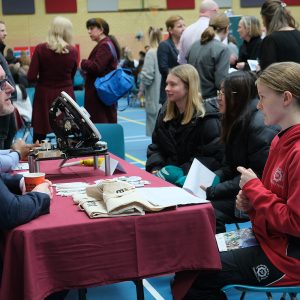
[125,139,150,143]
[118,116,145,125]
[125,153,146,166]
[143,279,165,300]
[125,135,150,139]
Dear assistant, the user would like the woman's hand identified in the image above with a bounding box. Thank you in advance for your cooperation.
[237,166,257,189]
[236,62,245,70]
[236,190,253,212]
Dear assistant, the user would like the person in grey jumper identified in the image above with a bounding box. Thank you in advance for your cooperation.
[187,13,230,100]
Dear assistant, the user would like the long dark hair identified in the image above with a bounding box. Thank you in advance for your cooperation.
[221,71,257,143]
[261,0,297,34]
[86,18,121,60]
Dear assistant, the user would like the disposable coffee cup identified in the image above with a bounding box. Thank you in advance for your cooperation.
[23,172,45,192]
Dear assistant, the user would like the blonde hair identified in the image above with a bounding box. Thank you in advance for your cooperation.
[47,16,73,54]
[256,62,300,105]
[164,64,205,125]
[148,27,162,49]
[201,13,229,45]
[240,16,262,38]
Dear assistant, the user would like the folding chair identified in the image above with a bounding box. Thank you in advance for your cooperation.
[94,123,125,159]
[222,284,300,300]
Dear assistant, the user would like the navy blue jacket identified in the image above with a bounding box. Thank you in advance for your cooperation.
[0,173,50,229]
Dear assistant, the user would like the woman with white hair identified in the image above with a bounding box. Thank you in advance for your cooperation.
[28,16,78,142]
[236,16,262,70]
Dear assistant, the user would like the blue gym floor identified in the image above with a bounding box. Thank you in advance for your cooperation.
[17,99,285,300]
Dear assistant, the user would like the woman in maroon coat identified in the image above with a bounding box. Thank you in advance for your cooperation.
[80,18,121,123]
[27,16,78,142]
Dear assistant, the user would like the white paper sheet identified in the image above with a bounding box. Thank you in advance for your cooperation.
[247,59,259,71]
[183,158,216,199]
[100,157,126,175]
[136,186,209,207]
[12,163,29,170]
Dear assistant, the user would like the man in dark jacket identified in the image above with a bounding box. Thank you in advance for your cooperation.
[0,20,17,149]
[0,63,65,299]
[0,63,51,229]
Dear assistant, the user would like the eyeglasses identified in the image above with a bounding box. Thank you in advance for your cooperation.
[217,90,224,97]
[217,90,238,97]
[0,77,8,91]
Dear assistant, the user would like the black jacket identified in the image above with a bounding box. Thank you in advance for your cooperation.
[238,36,262,70]
[206,98,279,200]
[146,100,224,175]
[157,37,179,105]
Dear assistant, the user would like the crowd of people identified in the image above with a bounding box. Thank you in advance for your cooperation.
[0,0,300,299]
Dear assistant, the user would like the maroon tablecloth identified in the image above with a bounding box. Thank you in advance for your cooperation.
[0,156,221,300]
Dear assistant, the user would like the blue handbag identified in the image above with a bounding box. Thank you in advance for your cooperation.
[94,42,133,106]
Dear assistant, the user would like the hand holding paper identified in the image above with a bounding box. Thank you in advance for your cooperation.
[183,158,218,199]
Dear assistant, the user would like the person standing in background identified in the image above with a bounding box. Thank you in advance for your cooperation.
[28,16,77,143]
[0,21,7,55]
[81,18,121,124]
[187,13,230,102]
[236,16,262,70]
[140,27,162,136]
[0,21,17,149]
[259,0,300,71]
[5,48,16,65]
[157,15,185,105]
[177,0,219,64]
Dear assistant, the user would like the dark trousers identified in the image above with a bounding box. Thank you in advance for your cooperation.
[211,199,249,233]
[182,246,284,300]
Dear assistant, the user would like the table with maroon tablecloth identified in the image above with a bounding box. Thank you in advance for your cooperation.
[0,155,221,300]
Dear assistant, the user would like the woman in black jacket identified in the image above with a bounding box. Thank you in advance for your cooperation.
[146,64,223,186]
[205,71,279,233]
[236,16,262,71]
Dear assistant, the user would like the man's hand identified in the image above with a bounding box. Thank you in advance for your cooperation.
[12,140,40,161]
[32,180,53,199]
[237,166,257,189]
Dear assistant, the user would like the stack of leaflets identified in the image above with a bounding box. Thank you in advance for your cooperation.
[215,228,258,252]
